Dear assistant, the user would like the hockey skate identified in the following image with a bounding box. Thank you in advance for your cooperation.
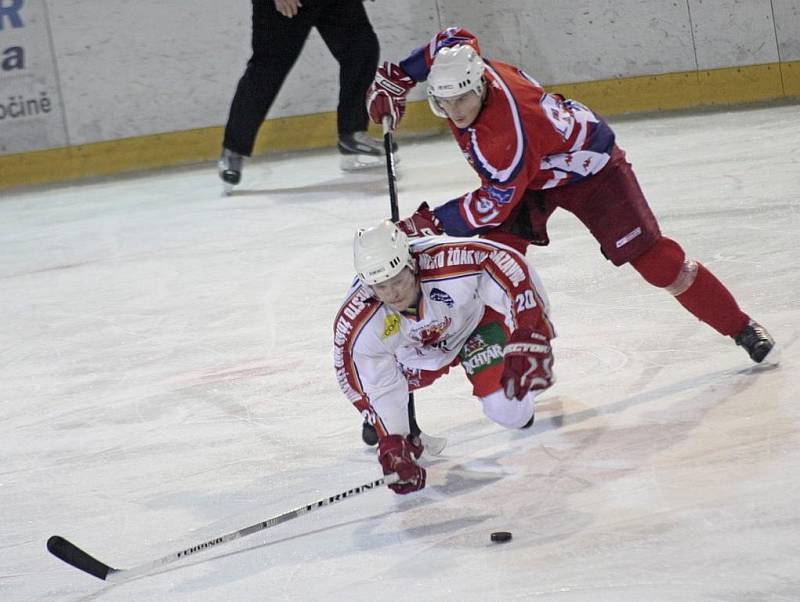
[520,412,535,429]
[218,148,243,195]
[735,319,775,363]
[361,420,447,456]
[338,131,397,171]
[361,421,379,446]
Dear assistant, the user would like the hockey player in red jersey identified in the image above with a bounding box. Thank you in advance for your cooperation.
[333,220,555,494]
[366,27,774,364]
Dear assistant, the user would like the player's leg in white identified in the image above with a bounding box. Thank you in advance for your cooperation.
[479,389,536,430]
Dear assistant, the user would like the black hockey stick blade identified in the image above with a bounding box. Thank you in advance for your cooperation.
[47,535,116,580]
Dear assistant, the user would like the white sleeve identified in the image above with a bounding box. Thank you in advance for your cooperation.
[334,286,411,435]
[352,347,411,435]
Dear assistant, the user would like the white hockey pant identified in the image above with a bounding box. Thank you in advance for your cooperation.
[479,388,536,429]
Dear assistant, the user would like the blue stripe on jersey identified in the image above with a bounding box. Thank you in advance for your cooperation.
[432,198,493,237]
[585,118,616,154]
[399,47,429,83]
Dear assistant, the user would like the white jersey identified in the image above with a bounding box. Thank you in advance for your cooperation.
[333,236,552,436]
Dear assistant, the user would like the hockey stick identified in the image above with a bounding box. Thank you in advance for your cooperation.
[47,473,399,583]
[382,116,400,222]
[380,116,447,456]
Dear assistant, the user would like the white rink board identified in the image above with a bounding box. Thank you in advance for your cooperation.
[774,0,800,57]
[0,0,67,153]
[689,0,779,69]
[46,0,251,142]
[432,0,699,81]
[1,0,799,154]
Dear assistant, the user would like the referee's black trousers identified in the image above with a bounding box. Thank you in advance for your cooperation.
[223,0,379,156]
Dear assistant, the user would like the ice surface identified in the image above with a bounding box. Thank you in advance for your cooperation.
[1,104,799,601]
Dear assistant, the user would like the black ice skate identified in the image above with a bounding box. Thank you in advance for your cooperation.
[218,148,243,195]
[361,421,378,446]
[735,320,775,363]
[338,131,397,171]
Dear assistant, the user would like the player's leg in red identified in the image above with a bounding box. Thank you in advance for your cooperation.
[548,145,774,362]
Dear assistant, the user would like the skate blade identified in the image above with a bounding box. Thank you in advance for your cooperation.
[419,432,447,456]
[222,182,235,196]
[757,345,781,367]
[340,154,399,172]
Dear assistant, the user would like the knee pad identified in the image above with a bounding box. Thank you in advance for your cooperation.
[480,389,535,429]
[631,236,698,294]
[664,259,699,295]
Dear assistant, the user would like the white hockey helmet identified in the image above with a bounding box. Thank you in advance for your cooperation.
[354,220,414,286]
[427,45,486,118]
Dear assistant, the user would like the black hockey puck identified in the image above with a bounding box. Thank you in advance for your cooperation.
[490,531,512,543]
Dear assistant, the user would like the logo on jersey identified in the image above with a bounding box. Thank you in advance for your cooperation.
[383,313,400,338]
[429,288,454,308]
[410,317,452,349]
[486,184,515,206]
[475,195,495,214]
[474,185,515,221]
[463,334,486,355]
[459,322,506,376]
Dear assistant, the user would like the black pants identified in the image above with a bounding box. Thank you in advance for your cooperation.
[223,0,379,155]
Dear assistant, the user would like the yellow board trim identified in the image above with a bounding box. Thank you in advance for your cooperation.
[1,60,798,190]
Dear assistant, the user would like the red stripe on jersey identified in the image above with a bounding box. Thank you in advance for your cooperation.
[481,246,550,335]
[333,287,382,422]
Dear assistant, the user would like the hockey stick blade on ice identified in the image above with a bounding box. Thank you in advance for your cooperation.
[47,473,399,582]
[47,535,116,580]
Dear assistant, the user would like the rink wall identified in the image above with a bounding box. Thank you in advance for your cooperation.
[1,0,799,190]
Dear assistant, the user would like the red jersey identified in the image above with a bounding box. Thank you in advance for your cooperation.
[399,27,616,236]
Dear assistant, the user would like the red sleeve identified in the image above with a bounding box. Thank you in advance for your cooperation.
[478,244,555,338]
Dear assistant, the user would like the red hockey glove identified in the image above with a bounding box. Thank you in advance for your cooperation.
[397,202,444,238]
[501,327,554,400]
[366,62,415,129]
[378,434,426,494]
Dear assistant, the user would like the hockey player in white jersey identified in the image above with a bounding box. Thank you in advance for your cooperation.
[333,220,555,494]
